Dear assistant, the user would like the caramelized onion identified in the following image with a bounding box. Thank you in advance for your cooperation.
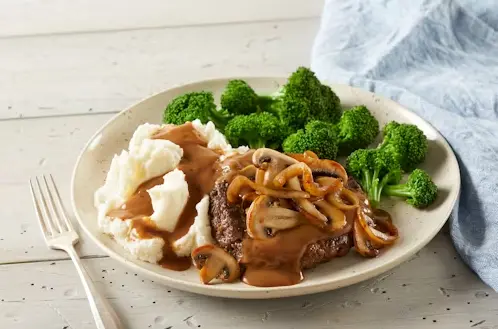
[357,208,398,245]
[316,176,344,193]
[273,163,338,197]
[238,165,257,179]
[326,188,360,211]
[241,192,259,208]
[353,219,380,257]
[287,153,348,182]
[314,200,349,232]
[303,150,319,159]
[227,175,310,203]
[255,168,265,185]
[294,199,328,225]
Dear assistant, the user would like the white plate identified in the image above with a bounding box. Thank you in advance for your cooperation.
[71,77,460,299]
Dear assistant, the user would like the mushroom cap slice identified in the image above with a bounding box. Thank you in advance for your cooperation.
[191,244,241,284]
[252,148,298,186]
[246,195,304,239]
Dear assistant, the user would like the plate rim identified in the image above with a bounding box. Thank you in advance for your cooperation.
[70,76,461,299]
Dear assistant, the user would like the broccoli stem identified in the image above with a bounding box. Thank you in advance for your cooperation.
[368,168,382,207]
[249,139,266,149]
[375,174,394,202]
[362,170,372,194]
[383,185,412,197]
[208,108,231,130]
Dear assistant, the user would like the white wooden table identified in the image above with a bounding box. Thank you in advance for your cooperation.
[1,1,496,328]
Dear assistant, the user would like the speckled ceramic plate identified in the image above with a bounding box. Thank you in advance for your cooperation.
[71,77,460,299]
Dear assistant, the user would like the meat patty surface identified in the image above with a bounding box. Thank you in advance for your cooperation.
[209,181,352,269]
[209,181,244,258]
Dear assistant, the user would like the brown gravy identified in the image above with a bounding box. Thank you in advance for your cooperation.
[107,123,221,270]
[241,225,329,287]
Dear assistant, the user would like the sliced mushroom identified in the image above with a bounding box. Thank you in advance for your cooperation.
[226,175,309,203]
[191,244,241,284]
[246,195,303,239]
[252,148,298,186]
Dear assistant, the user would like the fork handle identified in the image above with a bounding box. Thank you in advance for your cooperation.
[66,245,123,329]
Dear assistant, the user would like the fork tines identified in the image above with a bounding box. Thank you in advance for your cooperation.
[29,174,73,237]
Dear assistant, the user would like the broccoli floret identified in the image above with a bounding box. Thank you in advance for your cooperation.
[315,84,342,123]
[282,120,338,159]
[265,67,342,130]
[256,95,277,113]
[383,169,438,208]
[220,80,259,115]
[163,91,232,129]
[224,112,283,149]
[336,105,380,155]
[346,149,402,207]
[378,121,428,171]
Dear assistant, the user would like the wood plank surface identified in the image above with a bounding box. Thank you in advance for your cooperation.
[0,18,318,120]
[0,0,323,37]
[0,233,495,329]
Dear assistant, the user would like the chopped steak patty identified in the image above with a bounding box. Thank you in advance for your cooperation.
[209,181,244,258]
[301,234,351,269]
[209,180,352,268]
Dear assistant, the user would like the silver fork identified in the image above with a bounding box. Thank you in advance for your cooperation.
[29,174,123,329]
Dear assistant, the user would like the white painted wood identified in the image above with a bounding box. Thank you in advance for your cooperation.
[0,0,323,37]
[0,233,496,329]
[0,18,318,120]
[0,114,114,263]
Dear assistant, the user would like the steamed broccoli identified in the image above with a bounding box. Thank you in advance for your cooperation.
[282,120,338,160]
[336,105,379,155]
[346,148,402,207]
[224,112,283,149]
[378,121,428,172]
[383,169,438,208]
[163,91,232,129]
[316,84,342,123]
[265,67,342,130]
[220,80,259,115]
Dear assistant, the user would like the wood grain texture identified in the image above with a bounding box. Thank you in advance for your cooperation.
[0,114,113,263]
[0,18,318,120]
[0,233,495,329]
[0,0,323,37]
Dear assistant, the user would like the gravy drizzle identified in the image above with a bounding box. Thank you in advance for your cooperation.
[241,225,329,287]
[107,123,221,270]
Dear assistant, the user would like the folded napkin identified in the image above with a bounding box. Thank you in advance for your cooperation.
[311,0,498,290]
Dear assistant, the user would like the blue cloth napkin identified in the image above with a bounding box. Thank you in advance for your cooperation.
[311,0,498,290]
